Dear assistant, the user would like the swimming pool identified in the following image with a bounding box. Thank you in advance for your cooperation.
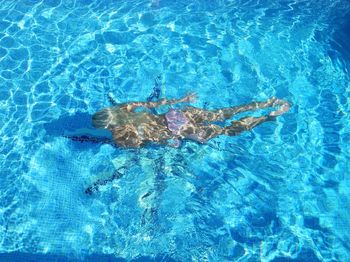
[0,0,349,261]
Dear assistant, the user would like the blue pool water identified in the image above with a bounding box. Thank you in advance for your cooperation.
[0,0,350,261]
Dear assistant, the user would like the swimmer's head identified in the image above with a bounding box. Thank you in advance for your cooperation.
[92,108,112,129]
[92,107,130,129]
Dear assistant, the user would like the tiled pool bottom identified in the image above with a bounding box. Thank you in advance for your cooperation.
[1,0,350,261]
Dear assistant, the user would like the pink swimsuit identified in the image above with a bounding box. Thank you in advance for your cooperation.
[165,109,206,144]
[165,108,189,135]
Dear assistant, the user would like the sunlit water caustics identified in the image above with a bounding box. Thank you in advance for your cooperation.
[0,0,350,261]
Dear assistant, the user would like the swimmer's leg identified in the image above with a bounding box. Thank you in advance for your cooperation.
[183,97,285,123]
[223,115,275,136]
[182,116,274,142]
[182,100,290,141]
[219,97,281,118]
[182,124,223,143]
[183,107,225,123]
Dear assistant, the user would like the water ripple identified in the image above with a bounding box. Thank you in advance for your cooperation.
[0,0,349,260]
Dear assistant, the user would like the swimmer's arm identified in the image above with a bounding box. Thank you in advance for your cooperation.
[121,93,197,111]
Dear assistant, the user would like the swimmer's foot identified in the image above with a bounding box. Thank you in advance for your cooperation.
[266,96,278,106]
[269,99,291,116]
[258,96,281,109]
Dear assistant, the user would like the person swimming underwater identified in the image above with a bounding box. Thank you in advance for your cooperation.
[90,93,290,148]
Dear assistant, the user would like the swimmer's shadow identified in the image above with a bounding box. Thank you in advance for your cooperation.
[43,112,115,148]
[85,166,127,195]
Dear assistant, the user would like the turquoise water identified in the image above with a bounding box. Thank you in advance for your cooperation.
[0,0,350,261]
